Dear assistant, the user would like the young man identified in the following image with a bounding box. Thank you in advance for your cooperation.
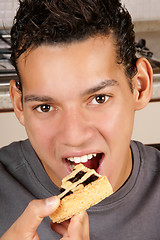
[0,0,159,239]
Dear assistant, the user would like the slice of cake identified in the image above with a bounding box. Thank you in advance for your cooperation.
[50,164,113,223]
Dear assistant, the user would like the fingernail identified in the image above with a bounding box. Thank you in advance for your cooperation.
[45,196,60,207]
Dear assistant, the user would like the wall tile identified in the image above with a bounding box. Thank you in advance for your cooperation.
[1,0,160,29]
[121,0,160,21]
[0,0,18,29]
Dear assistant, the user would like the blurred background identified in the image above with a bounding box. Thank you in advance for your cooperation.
[0,0,160,147]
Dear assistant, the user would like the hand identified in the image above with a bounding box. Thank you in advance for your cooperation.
[51,211,90,240]
[1,196,60,240]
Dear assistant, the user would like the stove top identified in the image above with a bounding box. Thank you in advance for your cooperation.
[0,30,16,75]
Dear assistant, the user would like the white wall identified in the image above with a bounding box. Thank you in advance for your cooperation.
[0,112,27,148]
[132,101,160,144]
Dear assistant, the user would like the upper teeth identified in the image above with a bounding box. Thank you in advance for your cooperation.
[67,153,97,164]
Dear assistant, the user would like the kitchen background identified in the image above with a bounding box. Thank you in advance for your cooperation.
[0,0,160,147]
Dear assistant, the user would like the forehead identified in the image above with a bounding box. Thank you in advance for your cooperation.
[18,35,117,69]
[17,35,125,92]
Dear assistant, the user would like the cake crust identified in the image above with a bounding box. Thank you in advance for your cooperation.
[50,164,113,223]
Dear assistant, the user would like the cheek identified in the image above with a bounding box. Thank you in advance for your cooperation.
[23,114,53,147]
[92,103,134,143]
[25,121,57,166]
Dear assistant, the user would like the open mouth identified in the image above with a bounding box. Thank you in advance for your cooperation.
[65,152,103,173]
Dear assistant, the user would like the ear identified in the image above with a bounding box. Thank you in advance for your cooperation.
[9,80,25,126]
[132,57,153,111]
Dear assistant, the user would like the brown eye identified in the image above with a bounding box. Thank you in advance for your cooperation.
[90,95,109,105]
[95,95,107,103]
[36,104,53,113]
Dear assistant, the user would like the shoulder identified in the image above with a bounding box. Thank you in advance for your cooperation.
[0,139,29,169]
[131,140,160,172]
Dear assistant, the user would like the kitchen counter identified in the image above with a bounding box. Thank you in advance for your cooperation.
[0,73,160,112]
[0,74,18,112]
[0,84,12,111]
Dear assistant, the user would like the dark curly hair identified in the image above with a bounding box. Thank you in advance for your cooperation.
[10,0,137,90]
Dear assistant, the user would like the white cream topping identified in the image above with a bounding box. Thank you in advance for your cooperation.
[67,153,97,164]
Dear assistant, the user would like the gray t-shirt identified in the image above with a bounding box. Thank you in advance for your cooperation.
[0,139,160,239]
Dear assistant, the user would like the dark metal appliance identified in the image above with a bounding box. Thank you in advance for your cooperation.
[0,30,18,84]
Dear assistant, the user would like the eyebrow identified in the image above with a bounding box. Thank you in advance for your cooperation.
[81,79,119,96]
[24,95,54,103]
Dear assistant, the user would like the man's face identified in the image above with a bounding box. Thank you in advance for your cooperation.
[17,36,136,190]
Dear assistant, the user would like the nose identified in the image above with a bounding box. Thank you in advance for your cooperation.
[58,107,94,147]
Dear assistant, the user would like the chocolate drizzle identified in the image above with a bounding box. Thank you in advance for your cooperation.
[82,174,98,186]
[68,171,86,183]
[60,188,65,193]
[60,190,73,199]
[60,172,99,199]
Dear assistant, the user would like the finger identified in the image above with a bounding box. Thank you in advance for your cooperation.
[67,211,90,239]
[19,196,60,233]
[2,196,60,240]
[50,219,70,236]
[32,232,39,240]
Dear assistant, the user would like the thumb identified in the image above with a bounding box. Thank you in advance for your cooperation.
[1,196,60,240]
[19,196,60,235]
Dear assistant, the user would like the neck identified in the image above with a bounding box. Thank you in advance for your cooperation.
[113,147,133,192]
